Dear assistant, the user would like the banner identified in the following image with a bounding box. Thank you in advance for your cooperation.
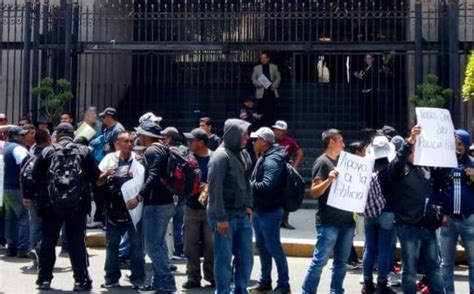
[327,151,374,213]
[414,107,457,168]
[74,123,97,141]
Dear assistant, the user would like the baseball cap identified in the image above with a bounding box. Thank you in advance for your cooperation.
[55,123,75,135]
[272,120,288,131]
[250,127,275,144]
[161,127,180,139]
[391,135,405,152]
[183,128,209,144]
[382,125,397,138]
[366,135,396,161]
[139,112,162,124]
[135,121,164,139]
[8,125,28,136]
[99,107,117,118]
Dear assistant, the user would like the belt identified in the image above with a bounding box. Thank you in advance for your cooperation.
[451,213,472,220]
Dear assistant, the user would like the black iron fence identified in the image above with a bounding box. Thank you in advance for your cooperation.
[0,0,471,133]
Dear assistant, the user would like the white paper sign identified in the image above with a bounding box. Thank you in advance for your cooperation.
[258,74,272,89]
[414,107,457,168]
[327,151,374,213]
[75,123,97,141]
[121,161,145,230]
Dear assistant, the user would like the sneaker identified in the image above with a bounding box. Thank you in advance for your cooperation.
[171,254,185,260]
[139,285,158,293]
[387,272,401,287]
[101,282,120,288]
[37,281,51,290]
[73,280,92,292]
[182,280,201,289]
[28,250,39,264]
[273,286,291,294]
[248,283,273,293]
[347,261,362,270]
[361,279,375,294]
[376,280,396,294]
[280,220,295,230]
[169,264,178,272]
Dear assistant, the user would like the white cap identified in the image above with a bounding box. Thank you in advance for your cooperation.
[366,135,396,161]
[272,120,288,131]
[250,127,275,144]
[139,112,162,124]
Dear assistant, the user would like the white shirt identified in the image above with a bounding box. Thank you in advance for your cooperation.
[12,145,28,165]
[99,151,138,173]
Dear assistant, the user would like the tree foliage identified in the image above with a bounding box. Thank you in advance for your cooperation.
[409,74,453,108]
[31,77,73,122]
[463,52,474,101]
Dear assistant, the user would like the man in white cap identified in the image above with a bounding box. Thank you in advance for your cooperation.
[272,120,304,230]
[249,127,290,294]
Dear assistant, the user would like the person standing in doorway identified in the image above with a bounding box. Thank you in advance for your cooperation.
[252,53,282,127]
[354,54,379,129]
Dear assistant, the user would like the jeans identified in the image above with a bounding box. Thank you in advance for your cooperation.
[173,196,185,255]
[184,206,214,283]
[397,224,444,294]
[118,232,130,259]
[37,214,90,284]
[143,204,177,292]
[61,224,69,251]
[5,189,30,253]
[105,221,145,285]
[209,215,254,294]
[441,215,474,294]
[253,208,289,289]
[29,199,43,252]
[302,224,355,294]
[362,212,396,281]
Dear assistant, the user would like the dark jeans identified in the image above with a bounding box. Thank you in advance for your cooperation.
[363,212,396,281]
[92,184,106,224]
[183,206,214,283]
[173,196,185,255]
[302,224,355,294]
[105,220,145,285]
[254,208,289,289]
[209,215,254,294]
[29,199,43,252]
[397,224,444,294]
[37,214,90,284]
[5,189,30,253]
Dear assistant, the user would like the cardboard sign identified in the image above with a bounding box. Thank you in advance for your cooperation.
[327,151,374,213]
[414,107,457,168]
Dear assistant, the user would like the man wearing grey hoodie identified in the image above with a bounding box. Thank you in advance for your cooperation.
[207,118,254,294]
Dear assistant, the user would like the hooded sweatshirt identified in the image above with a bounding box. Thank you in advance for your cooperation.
[438,129,474,216]
[207,119,253,221]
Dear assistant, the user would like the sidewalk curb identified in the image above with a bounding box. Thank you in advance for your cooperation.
[85,233,466,262]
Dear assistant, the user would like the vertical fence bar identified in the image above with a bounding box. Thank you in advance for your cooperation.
[414,0,422,88]
[22,0,32,118]
[31,0,40,121]
[449,0,460,126]
[64,0,71,82]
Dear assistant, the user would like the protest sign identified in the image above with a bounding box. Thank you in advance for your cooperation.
[327,151,374,213]
[121,159,145,230]
[414,107,457,168]
[74,123,97,141]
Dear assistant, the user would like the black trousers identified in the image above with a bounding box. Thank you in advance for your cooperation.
[93,184,106,224]
[37,213,90,284]
[257,90,277,127]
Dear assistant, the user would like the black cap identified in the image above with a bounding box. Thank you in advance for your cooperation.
[55,123,75,135]
[183,128,209,144]
[382,125,397,138]
[8,125,28,136]
[161,127,180,140]
[99,107,117,118]
[135,121,164,139]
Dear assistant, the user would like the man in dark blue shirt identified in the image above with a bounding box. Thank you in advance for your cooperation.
[181,128,214,289]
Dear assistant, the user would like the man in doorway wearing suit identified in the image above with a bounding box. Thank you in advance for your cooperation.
[252,53,282,127]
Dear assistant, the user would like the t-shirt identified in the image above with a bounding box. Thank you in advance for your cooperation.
[99,151,137,173]
[12,145,29,164]
[207,134,222,151]
[276,135,300,160]
[186,151,211,210]
[312,154,355,226]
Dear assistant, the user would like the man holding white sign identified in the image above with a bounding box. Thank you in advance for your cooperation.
[301,129,355,294]
[96,131,145,289]
[414,107,457,168]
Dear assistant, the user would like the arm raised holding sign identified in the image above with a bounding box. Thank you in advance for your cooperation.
[311,169,339,198]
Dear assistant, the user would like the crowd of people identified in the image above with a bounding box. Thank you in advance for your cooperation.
[0,106,472,294]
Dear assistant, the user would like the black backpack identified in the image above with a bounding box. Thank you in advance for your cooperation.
[282,163,306,212]
[47,143,85,216]
[20,154,38,197]
[106,162,133,225]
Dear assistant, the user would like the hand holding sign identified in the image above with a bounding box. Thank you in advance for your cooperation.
[407,125,421,145]
[328,170,339,182]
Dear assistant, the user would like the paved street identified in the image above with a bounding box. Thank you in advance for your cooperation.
[0,247,469,293]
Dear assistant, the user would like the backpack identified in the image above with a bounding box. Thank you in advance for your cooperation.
[47,143,85,216]
[162,146,201,196]
[90,134,106,163]
[20,154,38,197]
[281,163,305,212]
[362,174,386,218]
[106,161,133,225]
